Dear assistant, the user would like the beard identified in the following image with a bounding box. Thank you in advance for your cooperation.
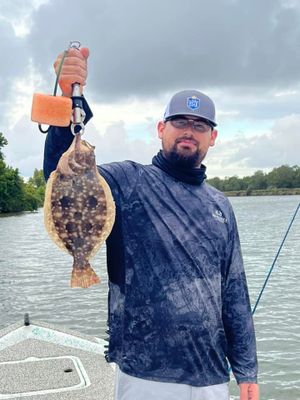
[163,141,204,169]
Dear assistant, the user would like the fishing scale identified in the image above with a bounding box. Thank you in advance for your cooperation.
[31,41,85,135]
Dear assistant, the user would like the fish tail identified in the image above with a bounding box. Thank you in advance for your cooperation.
[71,263,100,288]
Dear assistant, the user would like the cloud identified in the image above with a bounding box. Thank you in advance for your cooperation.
[232,114,300,167]
[4,107,300,181]
[0,20,27,115]
[4,111,160,177]
[89,121,160,165]
[1,0,300,179]
[25,0,300,101]
[0,0,47,37]
[206,114,300,177]
[4,115,45,177]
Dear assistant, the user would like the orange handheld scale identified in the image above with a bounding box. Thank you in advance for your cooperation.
[31,93,72,127]
[31,41,84,132]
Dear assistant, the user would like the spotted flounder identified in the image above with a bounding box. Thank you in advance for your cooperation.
[44,134,115,288]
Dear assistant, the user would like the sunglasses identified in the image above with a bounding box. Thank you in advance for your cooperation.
[166,117,213,133]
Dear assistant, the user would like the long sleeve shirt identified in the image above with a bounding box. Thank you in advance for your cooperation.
[43,102,258,387]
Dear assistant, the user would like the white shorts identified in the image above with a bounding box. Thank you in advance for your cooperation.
[114,366,229,400]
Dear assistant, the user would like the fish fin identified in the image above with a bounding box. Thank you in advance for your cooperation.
[71,263,100,288]
[44,175,70,254]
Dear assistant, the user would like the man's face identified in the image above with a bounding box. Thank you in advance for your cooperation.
[157,115,218,168]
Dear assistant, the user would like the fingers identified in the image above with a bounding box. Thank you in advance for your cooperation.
[58,64,87,84]
[54,49,88,71]
[53,47,89,97]
[239,383,259,400]
[80,47,89,59]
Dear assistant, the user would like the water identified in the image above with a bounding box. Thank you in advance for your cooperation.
[0,195,299,400]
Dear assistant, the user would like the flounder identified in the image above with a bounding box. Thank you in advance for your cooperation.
[44,134,115,288]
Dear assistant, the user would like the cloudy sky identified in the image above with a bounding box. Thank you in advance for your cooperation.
[0,0,299,179]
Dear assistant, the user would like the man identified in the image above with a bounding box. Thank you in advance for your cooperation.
[43,47,259,400]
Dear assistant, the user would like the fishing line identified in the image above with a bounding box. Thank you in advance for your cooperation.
[228,202,299,375]
[252,201,300,315]
[38,41,80,134]
[38,50,68,134]
[53,49,69,97]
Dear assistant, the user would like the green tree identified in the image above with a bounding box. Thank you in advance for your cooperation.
[0,134,25,212]
[23,181,41,211]
[267,165,295,188]
[207,177,224,191]
[223,176,243,191]
[28,168,45,188]
[28,168,46,206]
[293,165,300,188]
[240,175,252,190]
[0,163,25,212]
[208,164,300,193]
[250,170,268,190]
[0,132,8,160]
[0,134,44,213]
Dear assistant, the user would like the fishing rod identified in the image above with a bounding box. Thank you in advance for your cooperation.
[252,201,300,315]
[228,201,300,376]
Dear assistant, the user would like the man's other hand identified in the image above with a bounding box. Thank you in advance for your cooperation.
[239,383,259,400]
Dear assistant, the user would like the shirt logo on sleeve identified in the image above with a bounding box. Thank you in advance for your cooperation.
[212,209,227,224]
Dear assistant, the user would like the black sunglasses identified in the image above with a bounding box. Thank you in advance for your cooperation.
[165,117,213,133]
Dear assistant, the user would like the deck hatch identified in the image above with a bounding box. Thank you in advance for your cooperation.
[0,356,90,398]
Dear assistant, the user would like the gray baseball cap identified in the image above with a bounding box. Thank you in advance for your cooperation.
[163,89,217,126]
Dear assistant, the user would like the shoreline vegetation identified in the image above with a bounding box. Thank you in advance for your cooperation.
[0,133,45,213]
[224,188,300,197]
[0,133,299,213]
[206,165,300,197]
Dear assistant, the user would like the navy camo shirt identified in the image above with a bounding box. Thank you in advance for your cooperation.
[98,161,258,387]
[44,121,258,388]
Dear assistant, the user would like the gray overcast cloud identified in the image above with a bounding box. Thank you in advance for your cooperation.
[1,0,299,177]
[26,0,300,101]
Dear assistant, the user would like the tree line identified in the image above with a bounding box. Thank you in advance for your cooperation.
[207,165,300,193]
[0,133,45,213]
[0,132,299,213]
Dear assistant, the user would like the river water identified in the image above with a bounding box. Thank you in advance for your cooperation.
[0,195,299,400]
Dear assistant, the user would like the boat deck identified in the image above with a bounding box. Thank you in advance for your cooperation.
[0,320,115,399]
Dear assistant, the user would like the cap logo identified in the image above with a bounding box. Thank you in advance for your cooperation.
[187,96,200,111]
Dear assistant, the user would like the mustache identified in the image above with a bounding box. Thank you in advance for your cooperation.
[175,136,198,146]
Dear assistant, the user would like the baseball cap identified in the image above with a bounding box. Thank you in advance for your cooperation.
[163,89,217,127]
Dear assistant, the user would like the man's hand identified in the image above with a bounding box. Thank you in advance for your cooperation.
[239,383,259,400]
[53,47,89,97]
